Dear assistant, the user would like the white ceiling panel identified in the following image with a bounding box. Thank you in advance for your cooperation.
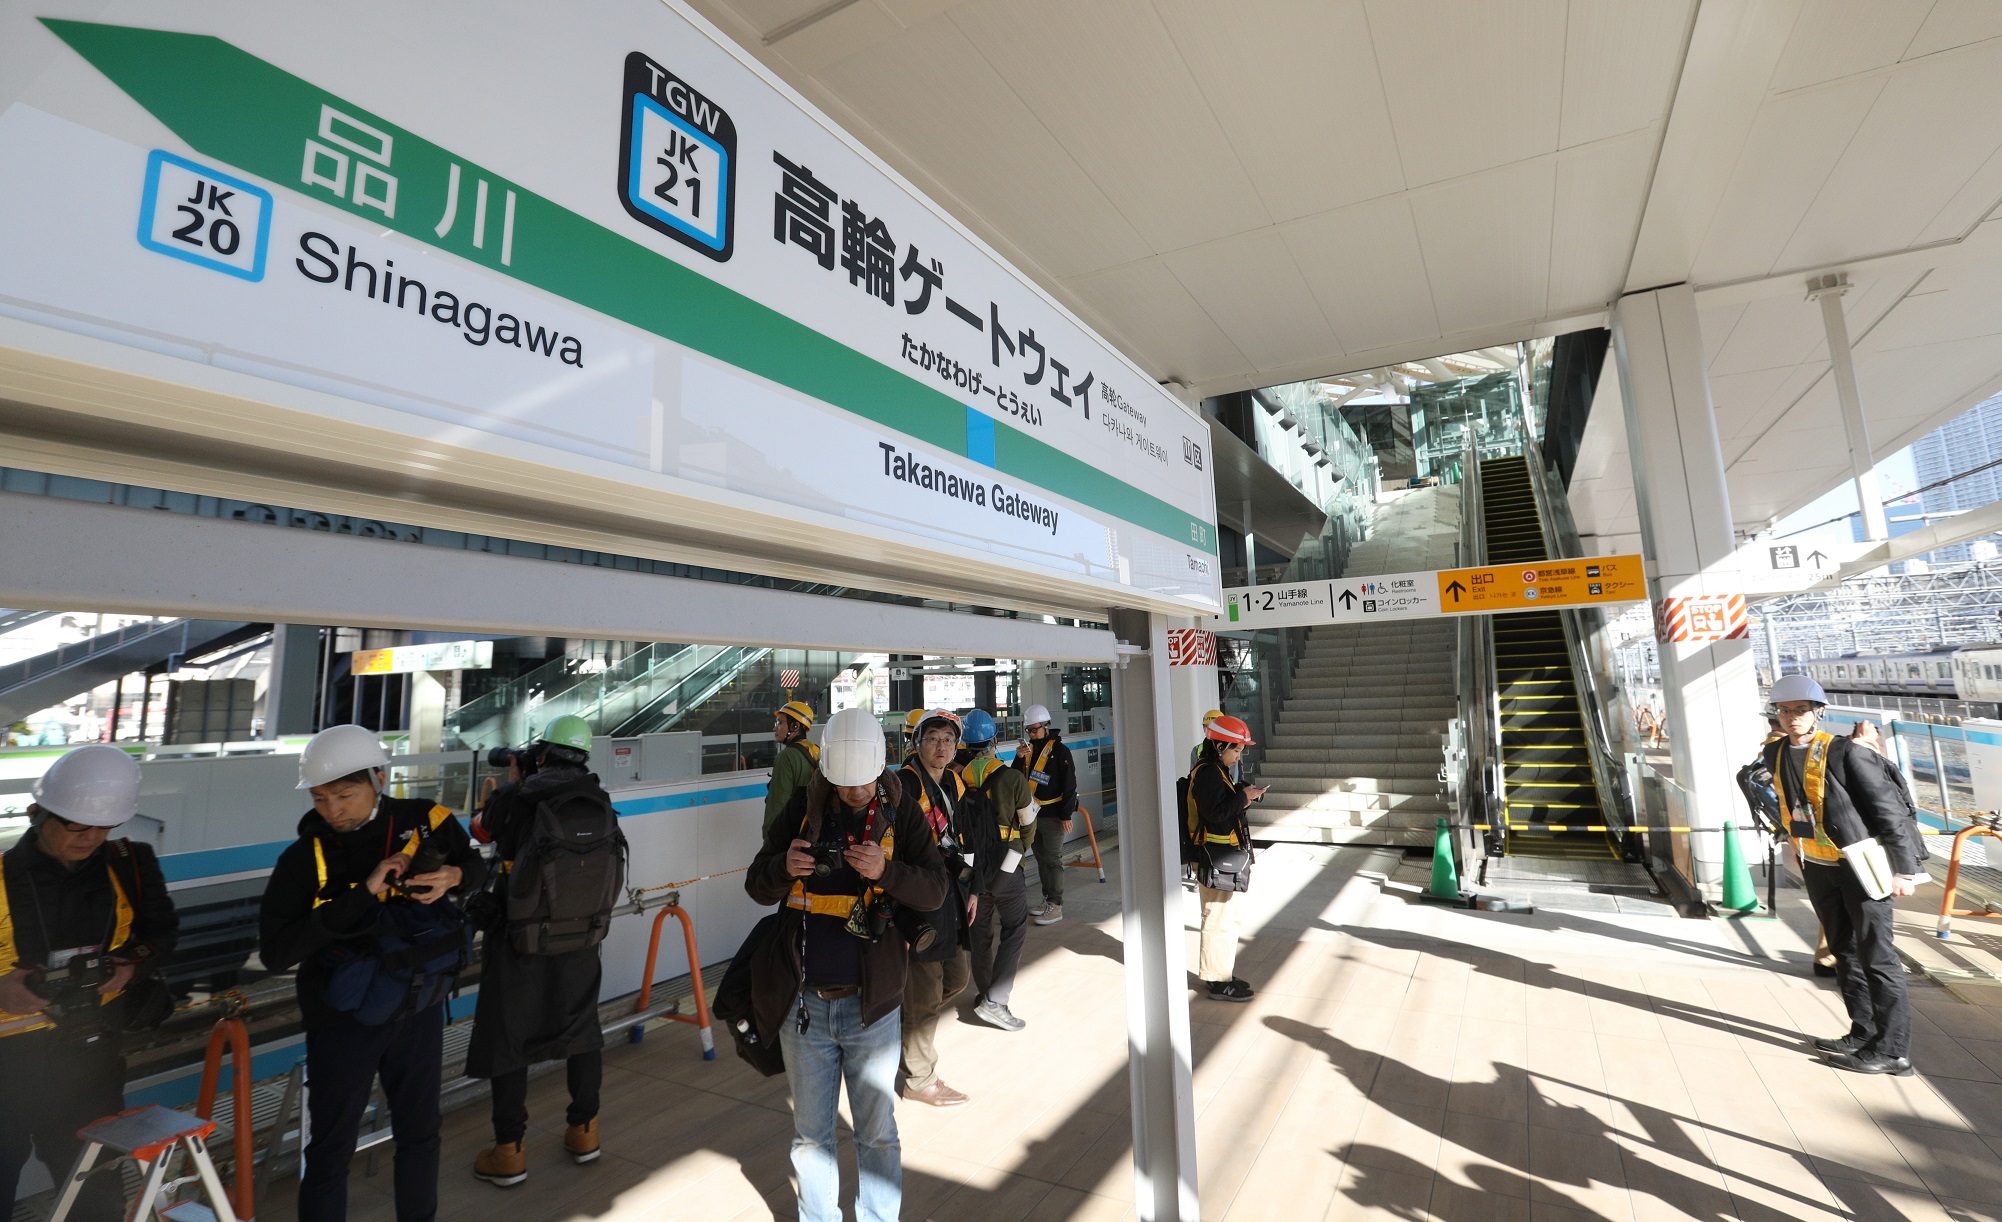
[1161,230,1341,371]
[1153,0,1405,224]
[1548,130,1658,315]
[1905,0,2002,60]
[1062,259,1249,388]
[1558,0,1693,149]
[1364,0,1566,189]
[945,0,1269,254]
[813,19,1153,280]
[1777,40,2002,269]
[1766,0,1933,94]
[1282,194,1439,357]
[1686,76,1884,285]
[1409,159,1556,335]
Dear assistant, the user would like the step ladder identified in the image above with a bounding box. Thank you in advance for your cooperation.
[49,1106,239,1222]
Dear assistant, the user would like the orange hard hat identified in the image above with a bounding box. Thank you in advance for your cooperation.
[1204,714,1254,745]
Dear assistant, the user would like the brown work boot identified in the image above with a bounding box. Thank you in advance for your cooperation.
[564,1118,601,1164]
[473,1140,527,1187]
[900,1079,969,1107]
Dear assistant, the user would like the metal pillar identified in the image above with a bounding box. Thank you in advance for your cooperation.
[1612,284,1764,897]
[1108,608,1199,1221]
[1809,273,1888,543]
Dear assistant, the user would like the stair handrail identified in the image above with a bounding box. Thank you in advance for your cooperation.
[1521,438,1638,844]
[0,616,177,689]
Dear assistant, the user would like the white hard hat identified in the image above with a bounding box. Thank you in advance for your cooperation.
[1023,704,1052,727]
[820,707,887,787]
[1768,674,1828,707]
[32,744,140,827]
[297,724,390,789]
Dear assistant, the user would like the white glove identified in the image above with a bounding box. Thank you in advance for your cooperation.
[1017,804,1038,829]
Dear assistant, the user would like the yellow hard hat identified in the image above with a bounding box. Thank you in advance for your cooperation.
[776,700,814,730]
[902,709,926,733]
[1202,708,1224,725]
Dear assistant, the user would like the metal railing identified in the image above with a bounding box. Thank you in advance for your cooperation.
[1454,435,1504,870]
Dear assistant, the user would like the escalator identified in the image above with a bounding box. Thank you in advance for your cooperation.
[0,618,259,724]
[1478,455,1616,860]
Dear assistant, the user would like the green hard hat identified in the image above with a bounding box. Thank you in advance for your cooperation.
[537,714,593,754]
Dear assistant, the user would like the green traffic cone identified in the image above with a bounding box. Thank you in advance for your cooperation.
[1719,820,1759,914]
[1429,818,1461,901]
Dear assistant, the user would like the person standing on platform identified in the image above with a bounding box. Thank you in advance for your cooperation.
[1014,704,1077,926]
[1849,720,1929,867]
[0,746,178,1222]
[1190,709,1226,773]
[261,725,484,1222]
[962,711,1036,1032]
[468,715,625,1187]
[747,708,948,1222]
[1760,675,1926,1075]
[894,710,978,1106]
[1187,717,1265,1003]
[764,701,821,836]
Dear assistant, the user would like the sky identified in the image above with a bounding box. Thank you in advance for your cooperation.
[1764,444,1919,554]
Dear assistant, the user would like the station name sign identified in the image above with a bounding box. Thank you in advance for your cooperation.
[1212,555,1648,631]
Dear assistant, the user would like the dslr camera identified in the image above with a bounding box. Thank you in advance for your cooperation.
[37,953,118,1045]
[485,744,538,777]
[388,831,450,898]
[805,843,850,878]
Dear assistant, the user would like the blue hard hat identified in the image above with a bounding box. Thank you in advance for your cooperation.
[1769,673,1827,706]
[962,709,998,746]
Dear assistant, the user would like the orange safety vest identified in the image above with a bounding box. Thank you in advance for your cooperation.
[1776,732,1843,865]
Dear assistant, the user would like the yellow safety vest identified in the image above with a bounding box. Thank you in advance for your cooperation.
[1777,732,1843,864]
[312,804,457,906]
[964,755,1030,851]
[1027,740,1063,807]
[784,804,896,918]
[0,854,136,1037]
[1186,762,1242,848]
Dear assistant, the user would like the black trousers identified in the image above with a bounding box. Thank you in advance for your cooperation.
[489,1050,602,1145]
[1803,861,1911,1059]
[0,1028,126,1222]
[971,868,1030,1007]
[301,1005,444,1222]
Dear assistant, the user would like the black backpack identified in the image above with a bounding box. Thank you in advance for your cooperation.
[712,914,787,1077]
[504,776,628,955]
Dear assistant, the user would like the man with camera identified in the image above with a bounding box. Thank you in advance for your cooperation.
[746,707,948,1222]
[466,715,625,1186]
[0,745,177,1222]
[260,725,484,1222]
[893,709,984,1107]
[1758,675,1926,1075]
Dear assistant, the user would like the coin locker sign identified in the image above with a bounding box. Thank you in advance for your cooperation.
[0,3,1219,613]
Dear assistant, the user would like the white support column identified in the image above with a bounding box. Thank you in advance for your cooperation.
[1810,273,1888,542]
[1110,609,1200,1221]
[1164,618,1218,773]
[1612,285,1764,897]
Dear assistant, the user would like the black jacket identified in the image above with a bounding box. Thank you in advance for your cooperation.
[259,796,485,1030]
[1013,734,1079,820]
[1761,734,1923,876]
[1190,759,1250,843]
[465,767,608,1077]
[744,770,948,1036]
[2,832,178,974]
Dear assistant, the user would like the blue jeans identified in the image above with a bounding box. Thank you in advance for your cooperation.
[779,992,902,1222]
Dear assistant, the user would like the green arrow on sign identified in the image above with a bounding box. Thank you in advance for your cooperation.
[40,18,1216,556]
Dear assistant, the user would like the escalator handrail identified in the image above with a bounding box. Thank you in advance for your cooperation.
[1521,438,1637,837]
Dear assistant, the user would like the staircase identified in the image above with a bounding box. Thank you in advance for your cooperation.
[1249,485,1460,846]
[1478,455,1613,860]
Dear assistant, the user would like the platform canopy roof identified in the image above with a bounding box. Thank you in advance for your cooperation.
[689,0,2002,541]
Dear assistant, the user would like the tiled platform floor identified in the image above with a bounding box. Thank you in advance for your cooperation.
[246,844,2002,1221]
